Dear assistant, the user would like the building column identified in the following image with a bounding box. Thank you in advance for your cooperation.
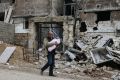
[28,20,37,49]
[63,20,74,48]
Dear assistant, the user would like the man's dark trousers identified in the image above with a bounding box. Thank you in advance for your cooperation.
[41,50,55,76]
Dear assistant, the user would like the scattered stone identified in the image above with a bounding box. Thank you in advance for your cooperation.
[8,65,15,70]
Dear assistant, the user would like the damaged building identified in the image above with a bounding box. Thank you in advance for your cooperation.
[0,0,120,57]
[0,0,120,63]
[1,0,120,80]
[76,0,120,38]
[12,0,75,50]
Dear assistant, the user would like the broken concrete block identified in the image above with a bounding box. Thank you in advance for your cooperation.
[65,50,76,60]
[76,40,88,50]
[90,47,114,64]
[111,72,120,80]
[95,36,113,48]
[68,48,82,54]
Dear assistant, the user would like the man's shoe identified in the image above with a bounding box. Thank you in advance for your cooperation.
[49,74,56,77]
[40,70,43,75]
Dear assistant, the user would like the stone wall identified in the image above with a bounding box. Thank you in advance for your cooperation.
[0,21,14,43]
[63,20,74,47]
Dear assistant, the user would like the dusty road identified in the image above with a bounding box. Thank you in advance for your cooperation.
[0,68,72,80]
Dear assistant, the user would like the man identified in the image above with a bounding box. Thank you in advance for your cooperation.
[41,31,58,76]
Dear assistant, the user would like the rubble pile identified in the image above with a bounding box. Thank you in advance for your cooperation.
[83,68,111,78]
[72,34,120,65]
[112,72,120,80]
[44,33,120,79]
[1,33,120,79]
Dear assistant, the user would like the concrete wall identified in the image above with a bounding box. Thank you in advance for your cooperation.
[77,11,120,40]
[13,0,50,17]
[28,21,36,49]
[111,11,120,21]
[80,11,120,27]
[13,0,64,17]
[77,0,120,11]
[14,18,29,33]
[0,21,14,43]
[13,18,30,46]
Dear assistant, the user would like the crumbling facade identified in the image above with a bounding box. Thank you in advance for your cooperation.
[1,0,120,79]
[1,0,120,50]
[76,0,120,38]
[12,0,73,50]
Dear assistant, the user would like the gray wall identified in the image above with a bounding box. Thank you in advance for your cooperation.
[0,21,15,43]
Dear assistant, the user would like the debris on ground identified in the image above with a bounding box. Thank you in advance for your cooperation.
[0,34,120,80]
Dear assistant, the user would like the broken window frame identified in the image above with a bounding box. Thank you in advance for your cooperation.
[23,18,29,29]
[63,2,76,16]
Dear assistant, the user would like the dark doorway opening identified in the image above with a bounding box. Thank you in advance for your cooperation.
[35,22,63,51]
[79,22,87,32]
[0,13,5,21]
[95,11,111,24]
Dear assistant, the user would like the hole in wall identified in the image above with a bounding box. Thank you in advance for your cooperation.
[0,13,5,21]
[79,22,87,32]
[95,11,111,24]
[93,27,98,31]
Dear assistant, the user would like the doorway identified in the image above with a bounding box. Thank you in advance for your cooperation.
[35,22,63,51]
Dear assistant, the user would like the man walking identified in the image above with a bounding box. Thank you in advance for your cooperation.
[41,31,59,76]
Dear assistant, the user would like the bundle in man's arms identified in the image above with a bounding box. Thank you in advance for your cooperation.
[48,39,61,52]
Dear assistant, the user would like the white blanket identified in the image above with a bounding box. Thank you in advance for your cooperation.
[48,39,60,52]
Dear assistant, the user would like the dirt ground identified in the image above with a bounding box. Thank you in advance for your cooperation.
[0,68,73,80]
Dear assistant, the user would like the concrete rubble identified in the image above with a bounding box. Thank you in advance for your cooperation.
[49,33,120,79]
[112,72,120,80]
